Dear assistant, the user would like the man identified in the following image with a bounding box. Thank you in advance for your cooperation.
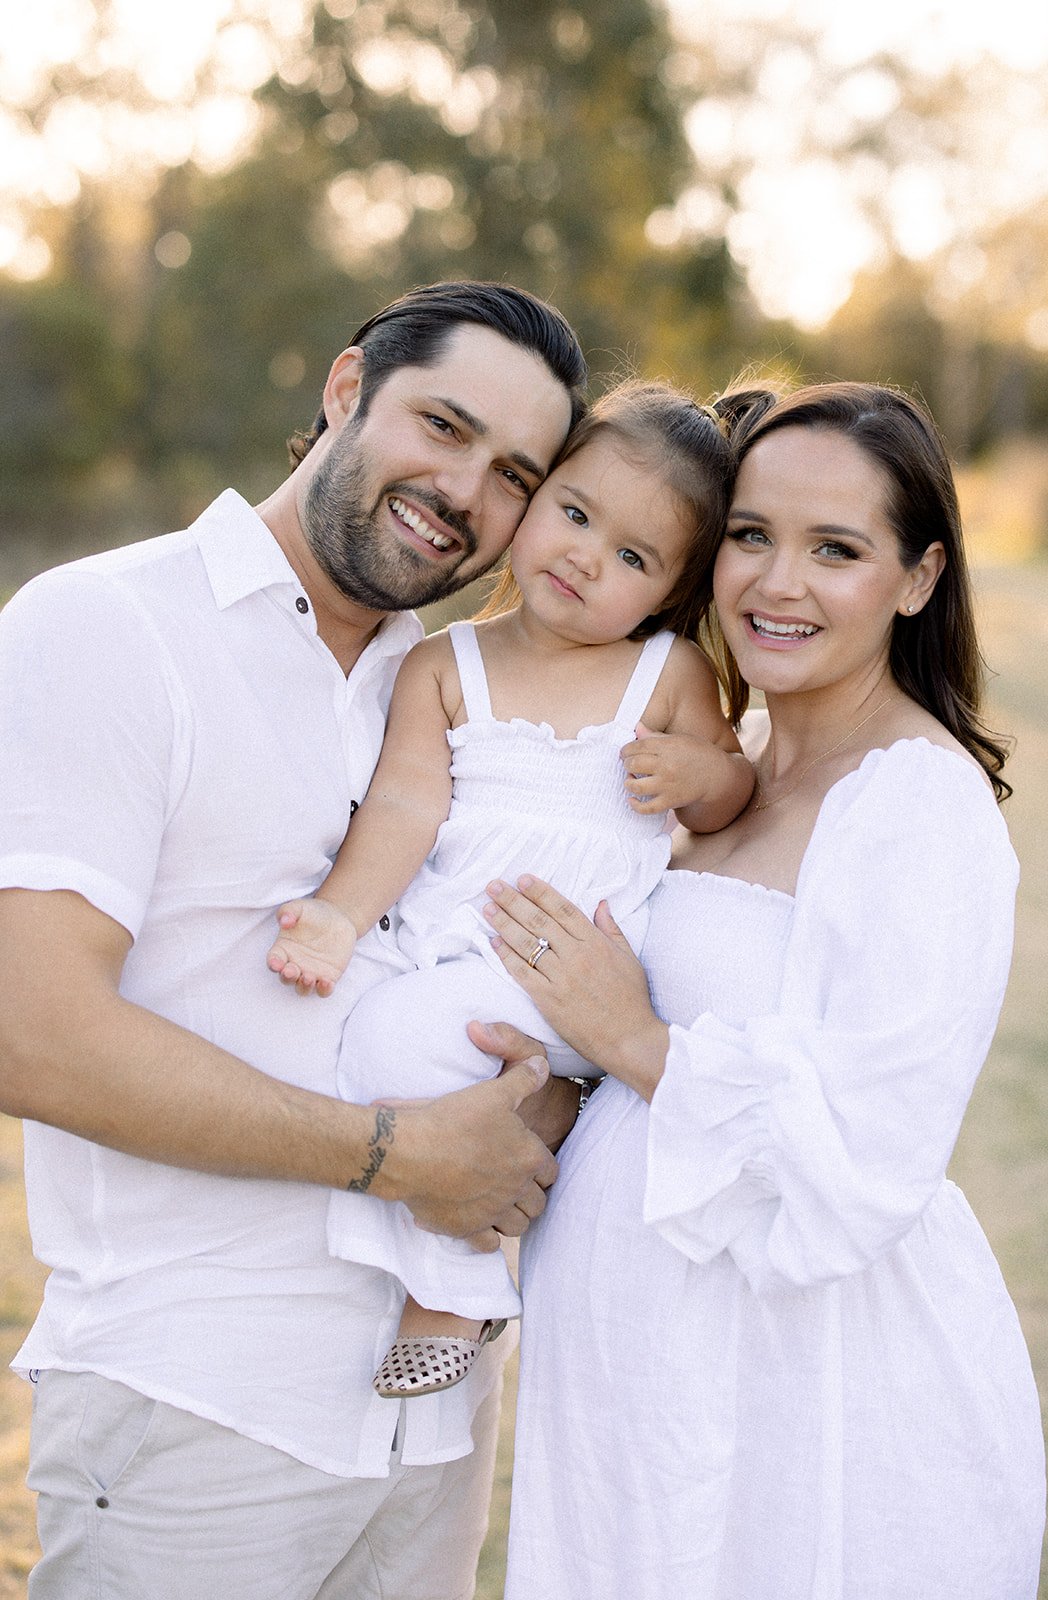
[0,282,587,1598]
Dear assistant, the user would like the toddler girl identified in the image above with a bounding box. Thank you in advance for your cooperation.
[268,382,753,1397]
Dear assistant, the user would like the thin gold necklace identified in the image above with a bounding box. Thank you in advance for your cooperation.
[752,694,893,813]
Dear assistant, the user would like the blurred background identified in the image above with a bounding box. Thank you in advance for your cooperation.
[2,0,1048,581]
[1,0,1047,1594]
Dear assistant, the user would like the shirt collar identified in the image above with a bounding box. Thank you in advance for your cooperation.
[195,489,304,611]
[193,488,424,656]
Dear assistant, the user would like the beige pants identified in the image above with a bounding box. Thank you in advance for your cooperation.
[27,1370,500,1600]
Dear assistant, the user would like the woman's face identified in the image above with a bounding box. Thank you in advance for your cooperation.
[714,425,937,700]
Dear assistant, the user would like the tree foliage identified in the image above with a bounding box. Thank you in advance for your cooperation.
[0,0,755,547]
[2,0,1048,562]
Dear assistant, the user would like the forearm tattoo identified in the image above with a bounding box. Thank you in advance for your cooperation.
[346,1105,396,1193]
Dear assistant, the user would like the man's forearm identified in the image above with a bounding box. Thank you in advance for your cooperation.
[4,987,554,1240]
[4,981,385,1190]
[0,889,556,1237]
[0,887,382,1189]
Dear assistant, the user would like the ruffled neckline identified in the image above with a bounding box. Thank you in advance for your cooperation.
[660,868,796,905]
[448,713,634,749]
[666,738,994,906]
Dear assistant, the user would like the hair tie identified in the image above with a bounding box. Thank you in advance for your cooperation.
[698,403,729,438]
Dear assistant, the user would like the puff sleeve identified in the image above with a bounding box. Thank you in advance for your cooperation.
[643,742,1018,1293]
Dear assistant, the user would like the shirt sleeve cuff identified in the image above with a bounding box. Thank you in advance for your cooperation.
[0,853,146,941]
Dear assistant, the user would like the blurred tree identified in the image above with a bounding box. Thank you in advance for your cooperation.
[5,0,1048,568]
[248,0,744,369]
[660,16,1048,453]
[0,273,137,530]
[1,0,752,554]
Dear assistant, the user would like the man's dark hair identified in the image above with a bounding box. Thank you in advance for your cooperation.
[288,281,587,464]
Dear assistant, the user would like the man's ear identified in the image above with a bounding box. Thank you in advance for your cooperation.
[322,346,366,430]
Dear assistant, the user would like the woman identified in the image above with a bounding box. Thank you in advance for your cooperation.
[483,384,1046,1598]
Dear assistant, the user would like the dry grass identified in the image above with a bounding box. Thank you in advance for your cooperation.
[2,562,1047,1597]
[0,1120,46,1599]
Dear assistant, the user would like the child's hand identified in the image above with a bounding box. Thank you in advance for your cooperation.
[619,722,720,814]
[266,898,359,996]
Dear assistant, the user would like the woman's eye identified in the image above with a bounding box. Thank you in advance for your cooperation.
[727,525,769,547]
[564,504,588,526]
[816,540,859,561]
[618,548,644,569]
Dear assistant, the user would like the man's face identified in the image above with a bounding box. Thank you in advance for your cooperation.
[301,324,575,612]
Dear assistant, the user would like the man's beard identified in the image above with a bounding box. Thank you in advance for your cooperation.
[302,429,488,612]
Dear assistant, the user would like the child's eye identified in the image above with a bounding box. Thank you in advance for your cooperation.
[617,548,644,570]
[564,504,588,526]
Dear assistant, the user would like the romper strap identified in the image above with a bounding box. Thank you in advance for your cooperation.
[447,621,493,721]
[614,629,677,730]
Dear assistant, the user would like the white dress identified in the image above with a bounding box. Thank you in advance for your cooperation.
[507,740,1046,1598]
[326,622,678,1319]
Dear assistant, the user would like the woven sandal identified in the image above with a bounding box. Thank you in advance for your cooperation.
[372,1318,508,1399]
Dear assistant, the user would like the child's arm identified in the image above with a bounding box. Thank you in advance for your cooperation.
[619,638,754,834]
[268,636,456,994]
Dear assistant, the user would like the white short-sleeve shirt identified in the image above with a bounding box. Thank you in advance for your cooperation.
[0,491,498,1477]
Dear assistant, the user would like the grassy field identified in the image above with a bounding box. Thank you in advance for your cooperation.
[1,563,1047,1597]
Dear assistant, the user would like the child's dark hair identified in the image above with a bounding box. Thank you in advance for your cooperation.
[478,379,732,642]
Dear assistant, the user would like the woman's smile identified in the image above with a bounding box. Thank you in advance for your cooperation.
[716,427,919,699]
[745,611,821,644]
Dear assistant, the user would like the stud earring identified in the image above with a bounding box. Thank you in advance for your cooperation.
[906,604,915,614]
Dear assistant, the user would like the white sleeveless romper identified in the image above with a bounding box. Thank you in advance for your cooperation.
[325,622,677,1319]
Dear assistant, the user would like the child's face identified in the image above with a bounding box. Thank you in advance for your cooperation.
[509,434,694,645]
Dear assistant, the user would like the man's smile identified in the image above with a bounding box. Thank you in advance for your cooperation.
[387,495,462,554]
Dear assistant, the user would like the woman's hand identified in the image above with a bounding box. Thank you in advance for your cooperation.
[482,876,670,1102]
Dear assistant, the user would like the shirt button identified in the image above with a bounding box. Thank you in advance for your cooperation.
[379,915,391,931]
[295,596,309,614]
[95,1497,109,1509]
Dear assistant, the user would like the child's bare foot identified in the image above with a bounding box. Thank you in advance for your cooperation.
[397,1299,483,1346]
[372,1295,507,1399]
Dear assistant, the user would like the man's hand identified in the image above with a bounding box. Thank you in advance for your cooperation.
[375,1052,558,1251]
[470,1020,582,1154]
